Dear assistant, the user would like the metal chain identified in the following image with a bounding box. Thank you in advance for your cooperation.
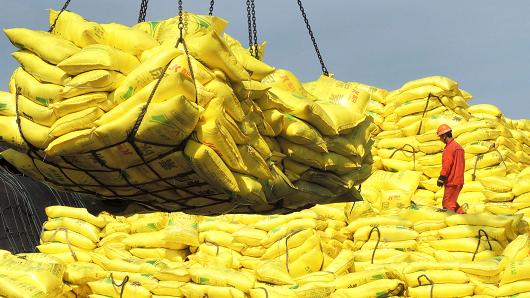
[138,0,149,23]
[178,0,184,34]
[209,0,215,16]
[296,0,329,76]
[250,0,259,59]
[49,0,72,33]
[246,0,255,57]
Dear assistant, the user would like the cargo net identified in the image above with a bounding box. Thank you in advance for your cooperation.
[0,164,85,253]
[0,9,379,214]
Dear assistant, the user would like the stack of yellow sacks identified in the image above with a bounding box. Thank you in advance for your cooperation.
[2,204,530,297]
[0,9,376,214]
[363,76,530,218]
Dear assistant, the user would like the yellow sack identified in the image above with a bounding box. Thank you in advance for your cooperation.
[405,269,469,287]
[279,139,358,175]
[281,113,328,153]
[1,91,58,126]
[94,69,196,122]
[43,217,100,242]
[58,44,140,75]
[354,225,418,242]
[256,259,295,285]
[187,30,248,82]
[478,176,513,193]
[323,249,355,275]
[394,97,443,117]
[434,249,497,262]
[502,234,530,262]
[189,267,255,292]
[62,69,124,98]
[238,145,272,179]
[428,237,502,253]
[500,259,530,285]
[445,213,513,228]
[41,229,96,250]
[464,140,495,154]
[418,140,444,154]
[180,283,245,298]
[63,262,107,284]
[130,248,188,262]
[49,107,104,137]
[331,279,405,298]
[233,173,268,205]
[333,268,395,289]
[408,283,475,298]
[456,128,501,145]
[381,158,421,172]
[498,280,530,297]
[88,277,151,298]
[49,9,104,47]
[0,117,49,149]
[468,103,502,117]
[150,280,185,296]
[438,225,506,241]
[37,242,90,255]
[344,215,413,234]
[196,97,245,171]
[4,27,80,64]
[184,139,239,193]
[0,272,62,298]
[46,206,106,228]
[12,50,70,85]
[114,46,181,102]
[100,22,159,56]
[11,67,63,106]
[224,33,274,80]
[514,175,530,196]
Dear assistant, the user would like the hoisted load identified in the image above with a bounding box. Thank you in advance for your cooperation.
[0,0,376,214]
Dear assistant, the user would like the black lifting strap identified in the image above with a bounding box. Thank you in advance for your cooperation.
[49,0,73,32]
[246,0,259,59]
[138,0,149,23]
[209,0,215,16]
[296,0,329,76]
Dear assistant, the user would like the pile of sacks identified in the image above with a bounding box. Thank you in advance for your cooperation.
[1,203,530,297]
[362,76,530,220]
[0,9,376,214]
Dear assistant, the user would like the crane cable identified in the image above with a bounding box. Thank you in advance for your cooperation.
[296,0,329,76]
[246,0,259,59]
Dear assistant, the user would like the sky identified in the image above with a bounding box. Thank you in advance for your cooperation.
[1,0,529,119]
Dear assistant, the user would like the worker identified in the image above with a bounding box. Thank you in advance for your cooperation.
[436,124,466,214]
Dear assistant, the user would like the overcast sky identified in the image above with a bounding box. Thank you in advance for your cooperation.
[1,0,529,119]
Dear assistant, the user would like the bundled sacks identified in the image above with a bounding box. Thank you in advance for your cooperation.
[2,203,530,297]
[0,9,377,214]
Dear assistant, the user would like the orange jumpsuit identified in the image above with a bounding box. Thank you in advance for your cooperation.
[440,138,465,213]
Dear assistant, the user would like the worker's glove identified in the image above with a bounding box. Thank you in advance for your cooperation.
[437,176,447,187]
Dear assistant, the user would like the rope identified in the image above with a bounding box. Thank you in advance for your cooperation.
[208,0,215,15]
[110,273,130,298]
[49,0,72,33]
[256,287,269,298]
[296,0,329,76]
[41,227,78,262]
[389,143,417,170]
[138,0,149,23]
[367,226,381,264]
[417,274,434,298]
[472,229,492,261]
[416,94,436,135]
[284,229,305,273]
[471,141,506,181]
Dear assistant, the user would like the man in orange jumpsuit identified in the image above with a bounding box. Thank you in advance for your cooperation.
[437,124,466,214]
